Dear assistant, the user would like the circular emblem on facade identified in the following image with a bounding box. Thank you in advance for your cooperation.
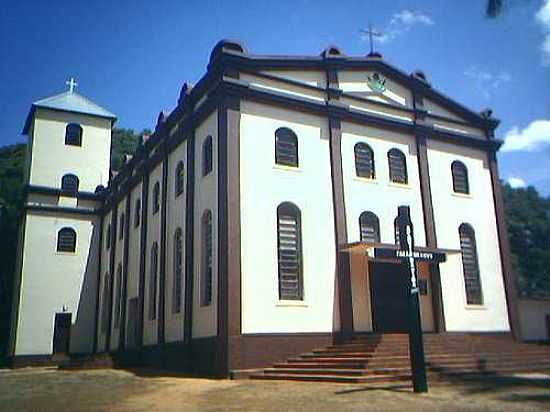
[367,73,386,93]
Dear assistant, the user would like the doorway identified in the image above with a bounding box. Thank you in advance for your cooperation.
[369,262,409,332]
[53,312,72,354]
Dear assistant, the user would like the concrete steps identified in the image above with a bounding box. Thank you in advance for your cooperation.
[247,333,550,384]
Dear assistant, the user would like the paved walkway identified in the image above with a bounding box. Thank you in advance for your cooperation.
[1,368,549,411]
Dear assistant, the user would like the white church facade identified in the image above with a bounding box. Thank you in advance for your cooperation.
[8,41,520,374]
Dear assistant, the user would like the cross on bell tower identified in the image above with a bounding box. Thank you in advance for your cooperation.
[66,77,78,93]
[360,23,383,55]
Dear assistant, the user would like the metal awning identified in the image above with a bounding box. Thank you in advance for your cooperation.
[339,241,461,264]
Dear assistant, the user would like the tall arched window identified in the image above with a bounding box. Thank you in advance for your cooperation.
[65,123,82,146]
[202,136,213,177]
[277,202,303,300]
[452,161,469,194]
[149,242,159,320]
[201,210,213,306]
[134,198,141,228]
[152,182,160,214]
[119,213,125,240]
[101,272,111,333]
[388,148,408,184]
[359,212,380,243]
[459,223,483,305]
[61,174,79,193]
[114,263,123,328]
[175,161,185,197]
[106,223,111,250]
[355,142,375,179]
[394,217,400,245]
[57,227,76,252]
[275,127,299,167]
[172,228,183,313]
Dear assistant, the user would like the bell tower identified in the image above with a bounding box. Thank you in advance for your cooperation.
[8,80,116,363]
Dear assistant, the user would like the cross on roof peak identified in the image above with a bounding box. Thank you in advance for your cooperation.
[65,77,78,93]
[360,23,383,55]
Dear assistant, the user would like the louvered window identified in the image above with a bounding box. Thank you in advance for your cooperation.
[152,182,160,214]
[202,136,213,177]
[459,224,483,305]
[134,198,141,228]
[355,143,375,179]
[101,272,111,333]
[201,211,213,306]
[277,202,303,300]
[57,227,76,252]
[114,264,123,328]
[359,212,380,243]
[61,174,79,193]
[388,149,408,184]
[172,228,184,313]
[452,161,469,194]
[65,123,82,146]
[175,161,185,197]
[275,128,299,167]
[149,242,158,320]
[119,213,125,240]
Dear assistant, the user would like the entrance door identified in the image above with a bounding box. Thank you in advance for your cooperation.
[369,262,409,332]
[126,297,139,349]
[53,312,72,354]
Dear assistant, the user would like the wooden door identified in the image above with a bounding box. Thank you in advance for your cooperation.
[126,297,139,349]
[53,312,72,354]
[369,262,409,332]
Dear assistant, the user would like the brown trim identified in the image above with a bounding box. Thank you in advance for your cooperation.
[217,94,242,374]
[105,205,118,351]
[24,204,99,216]
[92,214,104,353]
[158,153,169,344]
[183,130,196,343]
[415,135,446,332]
[488,152,521,340]
[137,174,149,347]
[25,184,104,200]
[328,116,354,339]
[119,193,131,350]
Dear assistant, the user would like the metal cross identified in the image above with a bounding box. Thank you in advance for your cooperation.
[361,23,382,55]
[66,77,78,93]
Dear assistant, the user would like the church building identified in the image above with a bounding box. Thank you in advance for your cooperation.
[8,40,519,376]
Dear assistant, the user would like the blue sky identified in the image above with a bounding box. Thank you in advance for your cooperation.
[1,0,549,194]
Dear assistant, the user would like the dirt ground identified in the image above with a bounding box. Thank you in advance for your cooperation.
[0,368,549,412]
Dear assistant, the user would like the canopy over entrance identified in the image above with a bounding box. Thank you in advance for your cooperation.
[340,241,460,264]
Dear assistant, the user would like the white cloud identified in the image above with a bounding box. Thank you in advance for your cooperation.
[507,177,527,188]
[362,9,434,44]
[502,120,550,152]
[536,0,550,66]
[464,67,511,99]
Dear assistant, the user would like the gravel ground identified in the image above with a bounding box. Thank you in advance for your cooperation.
[0,368,549,412]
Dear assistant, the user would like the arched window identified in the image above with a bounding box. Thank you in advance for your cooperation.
[65,123,82,146]
[114,263,123,328]
[275,127,299,167]
[175,161,185,197]
[359,212,380,243]
[201,210,213,306]
[134,198,141,228]
[277,202,303,300]
[61,173,79,193]
[388,148,408,184]
[355,143,375,179]
[149,242,159,320]
[119,213,125,240]
[152,182,160,214]
[57,227,76,252]
[459,224,483,305]
[394,217,400,245]
[172,228,184,313]
[202,136,213,177]
[101,272,111,333]
[452,161,469,194]
[106,223,111,250]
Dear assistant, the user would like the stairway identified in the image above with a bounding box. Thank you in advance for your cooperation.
[248,333,550,384]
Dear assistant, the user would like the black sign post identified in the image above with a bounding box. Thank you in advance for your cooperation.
[396,205,428,393]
